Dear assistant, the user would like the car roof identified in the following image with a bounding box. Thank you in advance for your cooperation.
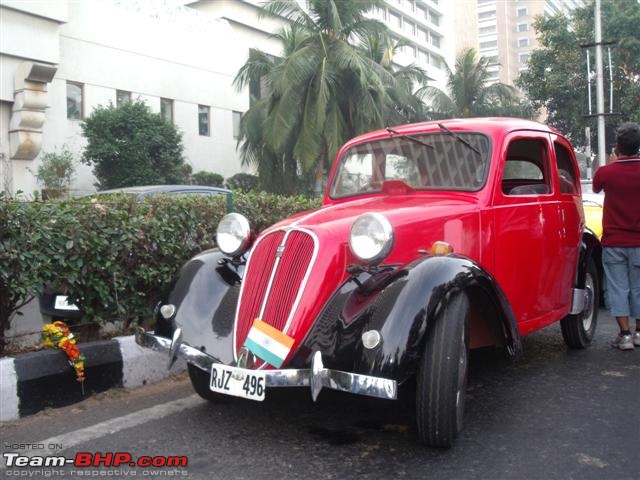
[344,117,564,148]
[96,185,231,196]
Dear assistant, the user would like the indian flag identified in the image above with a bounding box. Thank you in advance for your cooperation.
[243,319,295,368]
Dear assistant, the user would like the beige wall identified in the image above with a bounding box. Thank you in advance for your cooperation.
[452,0,479,55]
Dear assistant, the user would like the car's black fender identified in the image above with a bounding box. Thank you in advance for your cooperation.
[577,228,602,290]
[155,249,243,366]
[293,255,521,384]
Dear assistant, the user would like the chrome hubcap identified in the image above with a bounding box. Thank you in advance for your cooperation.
[582,273,595,331]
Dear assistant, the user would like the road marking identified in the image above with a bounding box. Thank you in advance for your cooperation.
[1,394,203,469]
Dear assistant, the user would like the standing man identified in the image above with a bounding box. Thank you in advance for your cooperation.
[593,122,640,350]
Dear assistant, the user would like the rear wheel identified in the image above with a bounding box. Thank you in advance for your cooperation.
[561,259,599,349]
[187,363,229,402]
[416,293,470,448]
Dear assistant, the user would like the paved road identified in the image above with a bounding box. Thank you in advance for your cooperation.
[2,311,638,480]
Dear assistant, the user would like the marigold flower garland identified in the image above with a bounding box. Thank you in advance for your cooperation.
[42,321,86,384]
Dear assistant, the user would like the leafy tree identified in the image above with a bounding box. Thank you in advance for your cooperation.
[191,171,224,187]
[420,48,533,119]
[33,146,76,199]
[81,101,185,189]
[235,0,429,194]
[517,0,640,146]
[225,173,260,192]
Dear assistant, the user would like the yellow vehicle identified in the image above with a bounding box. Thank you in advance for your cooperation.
[583,200,603,238]
[581,180,603,239]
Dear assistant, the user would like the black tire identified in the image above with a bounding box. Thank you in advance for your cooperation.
[187,363,229,403]
[561,259,599,349]
[416,293,470,448]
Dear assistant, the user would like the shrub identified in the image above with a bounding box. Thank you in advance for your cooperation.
[33,147,76,199]
[81,101,185,189]
[225,173,259,192]
[0,192,321,352]
[191,171,224,187]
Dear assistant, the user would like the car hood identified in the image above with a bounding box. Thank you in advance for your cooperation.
[267,194,482,261]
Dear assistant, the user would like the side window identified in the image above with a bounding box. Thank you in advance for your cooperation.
[554,142,578,194]
[502,138,551,195]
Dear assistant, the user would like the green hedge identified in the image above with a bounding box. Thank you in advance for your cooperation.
[0,192,320,350]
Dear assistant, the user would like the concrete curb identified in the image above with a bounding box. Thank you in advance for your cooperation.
[0,335,185,422]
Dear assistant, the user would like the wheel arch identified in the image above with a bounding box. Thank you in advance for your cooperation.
[352,255,522,384]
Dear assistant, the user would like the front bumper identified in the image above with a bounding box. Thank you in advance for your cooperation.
[135,328,397,401]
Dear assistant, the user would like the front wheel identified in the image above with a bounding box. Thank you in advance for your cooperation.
[561,259,599,349]
[416,292,470,448]
[187,363,229,403]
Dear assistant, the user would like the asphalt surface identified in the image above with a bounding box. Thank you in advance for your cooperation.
[2,310,639,480]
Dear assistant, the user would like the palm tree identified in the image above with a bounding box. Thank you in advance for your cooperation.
[235,0,422,194]
[360,33,431,124]
[420,48,532,119]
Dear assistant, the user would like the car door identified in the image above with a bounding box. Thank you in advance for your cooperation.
[491,131,564,333]
[551,135,583,314]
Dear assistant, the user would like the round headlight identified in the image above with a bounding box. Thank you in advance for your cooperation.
[349,213,394,265]
[216,213,251,257]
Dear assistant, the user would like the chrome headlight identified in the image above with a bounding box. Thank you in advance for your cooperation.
[349,213,394,265]
[216,213,251,257]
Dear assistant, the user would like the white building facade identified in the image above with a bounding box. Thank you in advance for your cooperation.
[1,0,456,197]
[1,0,272,196]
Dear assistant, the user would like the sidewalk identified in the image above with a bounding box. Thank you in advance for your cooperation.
[1,334,184,422]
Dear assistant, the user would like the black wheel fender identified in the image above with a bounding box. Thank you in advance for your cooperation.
[353,255,521,383]
[157,249,244,365]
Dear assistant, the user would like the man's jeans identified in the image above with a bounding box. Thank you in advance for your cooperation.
[602,247,640,318]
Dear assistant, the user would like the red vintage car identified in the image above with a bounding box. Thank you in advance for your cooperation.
[136,118,601,448]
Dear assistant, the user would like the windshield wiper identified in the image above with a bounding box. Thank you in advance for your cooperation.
[386,127,433,149]
[437,123,481,155]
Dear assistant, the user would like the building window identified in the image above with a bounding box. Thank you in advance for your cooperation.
[389,11,401,28]
[519,53,530,63]
[232,111,242,139]
[431,34,441,48]
[479,40,498,50]
[404,20,415,36]
[518,37,530,48]
[483,55,499,64]
[430,55,441,69]
[116,90,131,107]
[66,82,83,120]
[418,27,428,42]
[517,23,529,32]
[479,25,496,35]
[198,105,210,136]
[517,7,528,17]
[487,70,499,80]
[160,98,173,123]
[429,11,440,26]
[418,49,428,64]
[478,10,496,20]
[417,4,427,20]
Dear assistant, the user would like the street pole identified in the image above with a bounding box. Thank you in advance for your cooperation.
[594,0,606,169]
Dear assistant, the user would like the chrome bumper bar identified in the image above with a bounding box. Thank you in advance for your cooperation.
[135,328,397,401]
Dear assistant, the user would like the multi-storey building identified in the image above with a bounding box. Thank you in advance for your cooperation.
[369,0,455,90]
[476,0,584,86]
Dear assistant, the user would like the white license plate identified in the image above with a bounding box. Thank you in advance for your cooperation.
[54,295,79,311]
[210,364,266,401]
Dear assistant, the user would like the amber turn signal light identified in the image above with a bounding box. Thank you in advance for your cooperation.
[430,241,454,256]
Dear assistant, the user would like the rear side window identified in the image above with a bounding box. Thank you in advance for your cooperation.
[554,142,578,194]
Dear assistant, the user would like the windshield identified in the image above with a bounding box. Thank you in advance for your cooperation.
[330,133,491,198]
